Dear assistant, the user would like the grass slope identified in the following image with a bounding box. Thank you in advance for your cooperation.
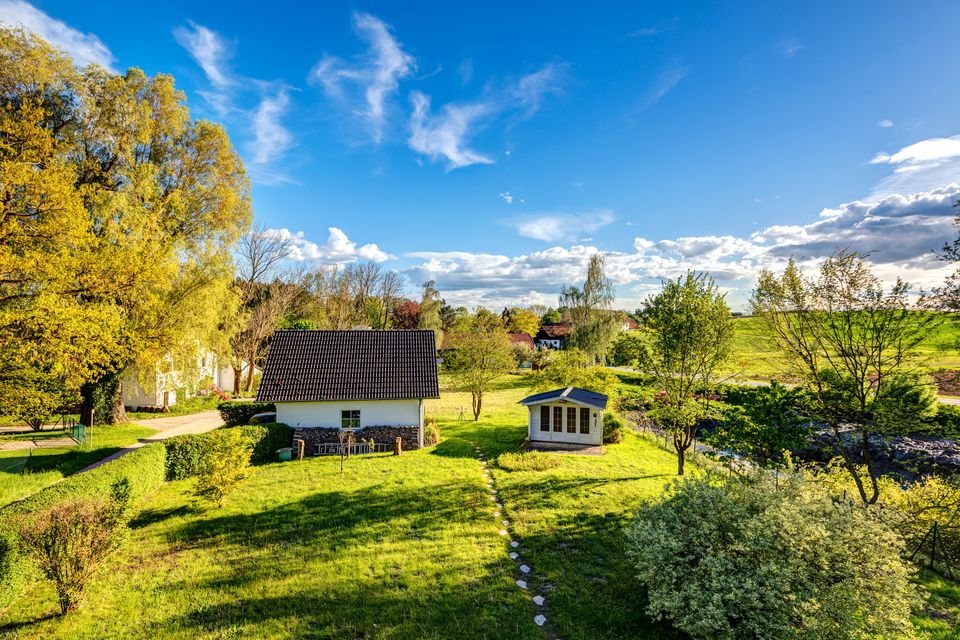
[0,423,157,507]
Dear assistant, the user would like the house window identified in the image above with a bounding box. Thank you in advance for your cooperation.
[553,406,563,432]
[341,410,360,429]
[540,406,550,431]
[567,407,577,433]
[580,408,590,434]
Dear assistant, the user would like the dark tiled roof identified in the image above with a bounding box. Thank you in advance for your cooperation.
[508,333,535,348]
[536,323,572,340]
[257,330,440,403]
[519,387,608,410]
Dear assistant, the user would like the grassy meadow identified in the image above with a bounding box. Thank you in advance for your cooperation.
[1,374,957,638]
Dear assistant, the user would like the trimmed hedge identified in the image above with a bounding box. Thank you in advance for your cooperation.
[0,443,166,612]
[164,424,292,481]
[218,401,276,427]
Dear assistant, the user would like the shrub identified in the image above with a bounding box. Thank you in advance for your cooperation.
[0,529,25,614]
[497,451,561,472]
[163,424,292,480]
[602,411,626,444]
[194,428,253,508]
[625,469,919,640]
[423,415,440,446]
[241,423,292,463]
[217,401,276,426]
[18,483,130,614]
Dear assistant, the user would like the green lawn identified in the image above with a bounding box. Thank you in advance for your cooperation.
[2,375,957,638]
[0,422,157,507]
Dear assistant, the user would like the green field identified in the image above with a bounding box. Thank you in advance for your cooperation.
[0,423,157,507]
[720,313,960,383]
[2,375,957,638]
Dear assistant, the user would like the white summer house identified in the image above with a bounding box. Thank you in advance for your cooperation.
[519,387,607,446]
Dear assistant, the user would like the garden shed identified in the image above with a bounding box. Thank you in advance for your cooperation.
[519,387,607,446]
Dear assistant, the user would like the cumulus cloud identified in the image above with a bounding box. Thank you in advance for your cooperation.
[870,135,960,197]
[404,184,960,309]
[268,227,391,264]
[408,91,494,170]
[0,0,114,69]
[509,210,615,242]
[311,12,415,144]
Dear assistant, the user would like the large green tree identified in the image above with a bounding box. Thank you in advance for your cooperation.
[752,250,936,503]
[559,254,621,364]
[0,28,251,424]
[418,280,444,349]
[640,272,733,475]
[445,313,514,420]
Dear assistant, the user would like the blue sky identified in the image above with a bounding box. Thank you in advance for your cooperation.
[3,1,960,310]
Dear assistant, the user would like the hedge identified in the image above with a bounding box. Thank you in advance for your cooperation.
[218,401,276,426]
[164,423,292,481]
[0,443,166,612]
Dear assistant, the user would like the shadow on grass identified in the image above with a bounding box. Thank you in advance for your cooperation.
[0,611,61,634]
[129,504,203,529]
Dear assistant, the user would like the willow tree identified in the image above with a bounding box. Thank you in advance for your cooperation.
[560,255,621,364]
[751,250,936,503]
[640,273,733,475]
[418,280,444,349]
[0,28,251,424]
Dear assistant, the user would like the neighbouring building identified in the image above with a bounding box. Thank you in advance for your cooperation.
[534,323,572,350]
[122,351,255,409]
[520,386,607,446]
[256,329,440,453]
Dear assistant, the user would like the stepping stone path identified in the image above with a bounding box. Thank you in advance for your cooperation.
[470,441,549,633]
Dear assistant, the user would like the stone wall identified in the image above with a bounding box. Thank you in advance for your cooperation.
[293,425,421,456]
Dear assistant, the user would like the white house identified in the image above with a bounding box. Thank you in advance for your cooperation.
[520,387,607,446]
[122,351,256,409]
[256,329,440,450]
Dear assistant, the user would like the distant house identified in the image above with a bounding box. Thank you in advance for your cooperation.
[535,323,572,350]
[519,387,607,446]
[508,333,535,349]
[122,351,252,409]
[257,329,440,452]
[622,317,638,331]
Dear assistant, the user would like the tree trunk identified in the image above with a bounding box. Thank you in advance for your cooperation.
[245,345,257,393]
[80,371,127,425]
[232,366,242,395]
[472,392,482,421]
[676,446,686,475]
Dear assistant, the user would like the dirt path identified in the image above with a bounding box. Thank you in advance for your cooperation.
[77,410,223,473]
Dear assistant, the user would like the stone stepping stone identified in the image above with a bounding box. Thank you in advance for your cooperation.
[499,529,508,536]
[533,595,545,606]
[509,551,518,560]
[502,520,510,526]
[516,579,527,589]
[495,503,503,509]
[534,614,546,626]
[494,511,501,517]
[519,565,530,574]
[489,496,496,501]
[510,541,519,548]
[491,490,497,494]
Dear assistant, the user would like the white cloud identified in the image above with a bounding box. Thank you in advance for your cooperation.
[408,91,493,170]
[641,65,688,108]
[173,20,233,88]
[870,135,960,197]
[251,89,293,164]
[268,227,391,264]
[878,119,894,128]
[509,62,568,119]
[311,12,415,144]
[510,210,616,242]
[871,135,960,168]
[0,0,114,69]
[500,192,514,204]
[774,37,805,59]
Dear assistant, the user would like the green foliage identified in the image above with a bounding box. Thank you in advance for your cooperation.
[217,401,276,426]
[163,433,214,481]
[532,349,619,399]
[0,528,25,614]
[193,428,253,508]
[445,317,515,420]
[625,469,920,640]
[501,307,540,337]
[602,411,626,444]
[607,331,645,367]
[496,451,561,472]
[164,424,291,480]
[423,415,440,446]
[706,382,814,465]
[417,280,444,349]
[18,493,129,614]
[560,255,621,363]
[930,403,960,438]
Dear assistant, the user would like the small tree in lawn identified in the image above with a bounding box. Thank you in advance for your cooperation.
[194,429,253,507]
[18,481,131,614]
[446,317,514,421]
[639,272,733,475]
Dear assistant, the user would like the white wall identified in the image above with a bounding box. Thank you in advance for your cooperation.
[276,399,423,429]
[527,402,603,445]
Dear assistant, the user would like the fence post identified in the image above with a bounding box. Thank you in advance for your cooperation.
[394,436,403,456]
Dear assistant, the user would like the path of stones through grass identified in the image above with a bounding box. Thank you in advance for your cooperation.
[470,440,551,633]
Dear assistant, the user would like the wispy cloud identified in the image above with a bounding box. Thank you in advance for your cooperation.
[173,21,294,180]
[871,135,960,168]
[774,37,805,59]
[0,0,114,69]
[499,192,514,204]
[641,64,688,108]
[268,227,391,263]
[509,62,568,119]
[510,210,615,242]
[311,12,415,144]
[878,119,894,128]
[869,135,960,196]
[628,17,679,38]
[173,20,234,88]
[408,91,493,171]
